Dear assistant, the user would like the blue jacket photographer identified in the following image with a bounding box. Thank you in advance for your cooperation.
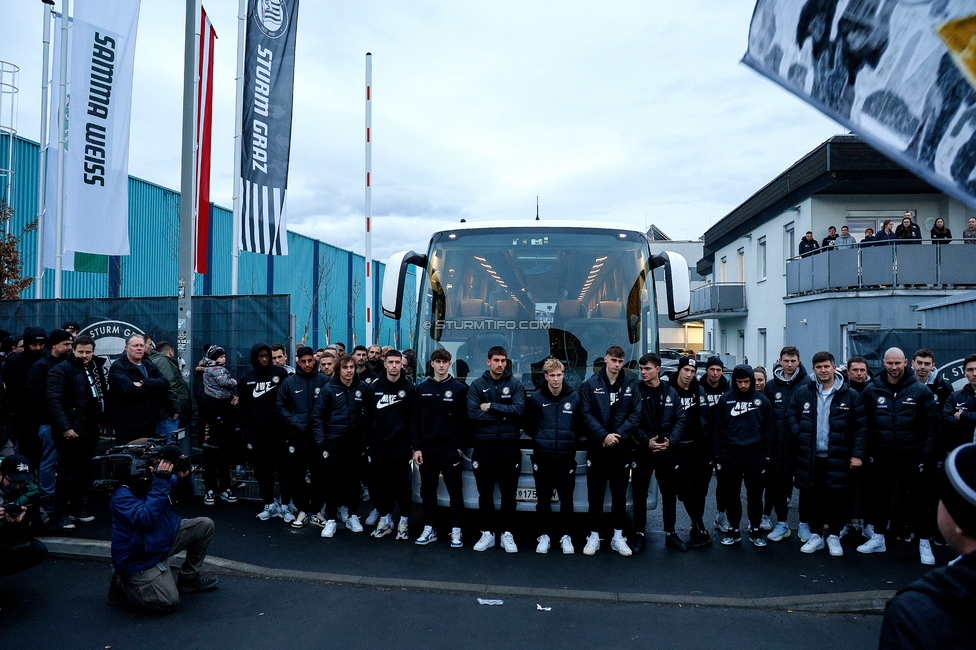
[108,444,218,613]
[0,454,48,578]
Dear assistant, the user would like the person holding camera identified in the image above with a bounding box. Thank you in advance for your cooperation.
[0,454,48,579]
[108,445,218,613]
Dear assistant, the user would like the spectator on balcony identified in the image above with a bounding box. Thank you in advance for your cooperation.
[821,226,839,249]
[895,213,922,244]
[798,232,820,257]
[833,226,857,250]
[930,218,952,244]
[860,228,876,246]
[875,220,896,245]
[963,217,976,244]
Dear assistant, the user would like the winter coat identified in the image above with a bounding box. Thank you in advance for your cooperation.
[110,474,194,577]
[713,365,773,462]
[411,375,468,450]
[466,369,525,444]
[859,372,940,460]
[579,368,641,448]
[942,384,976,453]
[786,375,865,492]
[46,354,108,438]
[0,476,42,552]
[202,363,235,400]
[765,363,809,474]
[311,376,365,447]
[237,343,288,434]
[363,374,413,447]
[147,350,192,422]
[670,376,712,453]
[930,226,952,243]
[276,366,330,441]
[524,384,581,461]
[107,356,170,434]
[26,352,71,425]
[634,381,684,448]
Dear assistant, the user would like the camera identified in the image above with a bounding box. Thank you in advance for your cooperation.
[91,440,191,490]
[1,500,24,518]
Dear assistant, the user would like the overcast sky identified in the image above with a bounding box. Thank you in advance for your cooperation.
[0,0,842,262]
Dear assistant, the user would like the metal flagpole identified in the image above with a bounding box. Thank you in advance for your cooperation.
[176,0,199,385]
[53,0,69,299]
[230,0,245,295]
[364,52,372,347]
[36,1,54,298]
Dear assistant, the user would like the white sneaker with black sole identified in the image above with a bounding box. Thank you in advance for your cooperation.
[473,531,495,552]
[219,489,237,504]
[203,490,215,506]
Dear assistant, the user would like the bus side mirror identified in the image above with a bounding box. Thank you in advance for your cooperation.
[382,251,427,319]
[651,251,690,321]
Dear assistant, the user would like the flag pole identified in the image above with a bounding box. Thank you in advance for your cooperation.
[230,0,245,295]
[35,1,54,298]
[364,52,372,346]
[53,0,69,299]
[176,0,200,386]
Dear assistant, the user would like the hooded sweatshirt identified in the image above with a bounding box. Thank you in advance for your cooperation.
[364,372,414,446]
[411,374,468,450]
[714,364,773,462]
[670,373,711,449]
[238,343,288,433]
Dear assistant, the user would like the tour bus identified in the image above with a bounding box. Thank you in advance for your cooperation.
[382,220,690,514]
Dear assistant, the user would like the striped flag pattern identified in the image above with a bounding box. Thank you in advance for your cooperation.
[241,179,288,255]
[194,7,217,273]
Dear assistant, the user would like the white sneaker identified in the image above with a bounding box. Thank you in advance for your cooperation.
[365,508,380,526]
[203,490,215,506]
[473,531,495,552]
[347,514,364,533]
[396,520,410,540]
[536,534,550,554]
[415,526,437,545]
[767,522,791,542]
[826,534,843,556]
[760,514,772,531]
[450,527,463,548]
[862,524,875,540]
[321,520,337,538]
[611,535,633,557]
[500,531,518,553]
[256,503,278,521]
[371,519,393,538]
[857,534,886,554]
[800,534,824,553]
[714,512,730,533]
[838,525,849,539]
[798,522,812,543]
[919,539,935,566]
[283,509,296,524]
[559,535,575,555]
[291,511,308,528]
[583,533,601,556]
[338,505,350,523]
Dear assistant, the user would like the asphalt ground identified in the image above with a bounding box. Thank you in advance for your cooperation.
[31,480,950,608]
[0,557,883,650]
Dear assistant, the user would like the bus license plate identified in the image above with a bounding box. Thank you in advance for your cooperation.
[516,487,558,502]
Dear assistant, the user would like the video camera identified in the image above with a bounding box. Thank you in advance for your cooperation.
[91,439,191,490]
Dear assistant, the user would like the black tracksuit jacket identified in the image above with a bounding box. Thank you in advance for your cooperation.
[466,369,525,444]
[411,375,468,450]
[579,368,641,449]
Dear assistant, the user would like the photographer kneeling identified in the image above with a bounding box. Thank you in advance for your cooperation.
[109,445,218,612]
[0,454,48,578]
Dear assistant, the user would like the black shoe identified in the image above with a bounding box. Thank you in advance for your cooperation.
[687,522,712,548]
[932,530,947,547]
[55,515,76,534]
[69,508,95,523]
[665,532,688,552]
[630,533,646,555]
[177,573,219,593]
[108,571,126,606]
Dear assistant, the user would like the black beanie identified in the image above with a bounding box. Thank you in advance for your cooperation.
[941,444,976,538]
[49,329,72,346]
[206,344,226,361]
[23,326,47,347]
[677,356,696,372]
[706,356,723,370]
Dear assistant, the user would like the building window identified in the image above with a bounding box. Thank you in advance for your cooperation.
[758,328,767,368]
[736,248,745,282]
[720,330,728,356]
[784,222,795,273]
[737,330,745,364]
[719,256,728,282]
[757,237,767,281]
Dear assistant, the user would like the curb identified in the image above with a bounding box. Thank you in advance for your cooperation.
[38,537,893,614]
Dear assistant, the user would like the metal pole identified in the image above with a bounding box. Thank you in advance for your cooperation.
[364,52,372,347]
[230,0,246,295]
[35,3,53,298]
[53,0,69,299]
[176,0,199,386]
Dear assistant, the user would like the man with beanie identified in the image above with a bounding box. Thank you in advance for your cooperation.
[702,356,731,532]
[108,334,170,445]
[580,345,642,557]
[670,355,713,548]
[25,329,74,505]
[2,327,47,467]
[238,343,290,521]
[880,443,976,646]
[714,364,773,546]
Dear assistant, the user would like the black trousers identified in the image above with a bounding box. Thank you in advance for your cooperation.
[418,446,464,530]
[868,451,928,537]
[282,436,314,513]
[586,443,631,532]
[202,405,235,493]
[0,539,47,577]
[249,430,291,505]
[53,431,99,516]
[806,456,850,537]
[322,439,361,520]
[472,441,522,534]
[763,467,792,521]
[718,452,766,532]
[632,447,677,534]
[675,441,709,526]
[532,454,576,538]
[369,440,413,519]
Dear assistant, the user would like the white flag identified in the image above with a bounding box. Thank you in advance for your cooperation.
[63,0,141,257]
[43,13,74,271]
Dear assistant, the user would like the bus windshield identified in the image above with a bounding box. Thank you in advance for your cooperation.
[415,227,657,390]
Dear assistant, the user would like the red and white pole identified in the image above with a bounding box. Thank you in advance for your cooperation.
[364,52,373,346]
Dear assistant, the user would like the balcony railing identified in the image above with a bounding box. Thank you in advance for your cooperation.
[786,241,976,297]
[687,282,747,318]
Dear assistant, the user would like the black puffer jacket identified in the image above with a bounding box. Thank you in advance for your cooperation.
[859,371,939,460]
[276,366,330,441]
[786,374,865,492]
[311,376,365,447]
[26,351,72,425]
[46,354,108,438]
[363,373,413,446]
[764,363,808,475]
[942,384,976,453]
[466,369,525,444]
[411,375,468,450]
[634,381,684,447]
[524,384,581,461]
[580,368,641,448]
[713,365,773,462]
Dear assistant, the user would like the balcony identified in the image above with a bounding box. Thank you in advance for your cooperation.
[786,242,976,297]
[686,282,747,319]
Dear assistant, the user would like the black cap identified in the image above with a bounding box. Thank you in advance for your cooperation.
[677,356,696,372]
[706,356,723,370]
[0,454,33,482]
[942,443,976,538]
[61,321,81,331]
